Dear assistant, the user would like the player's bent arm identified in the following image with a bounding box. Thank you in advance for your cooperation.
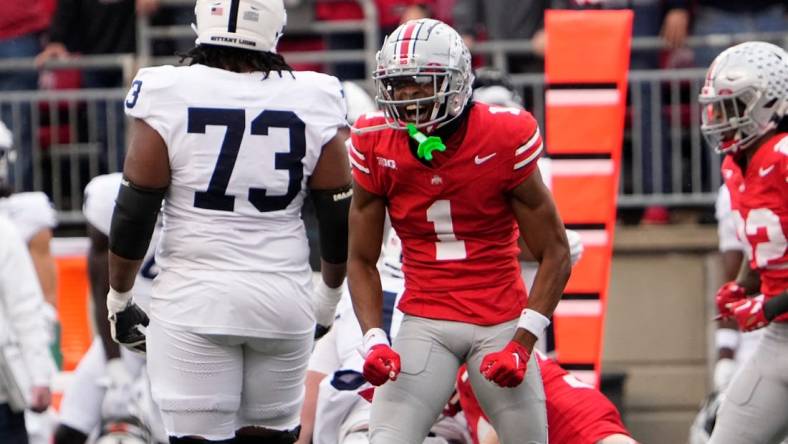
[108,118,169,292]
[734,260,760,296]
[296,370,329,444]
[347,183,386,334]
[27,228,58,307]
[509,170,571,350]
[87,223,121,360]
[764,290,788,321]
[309,128,352,288]
[299,321,340,443]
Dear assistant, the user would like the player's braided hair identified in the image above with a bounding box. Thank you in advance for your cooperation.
[180,44,294,77]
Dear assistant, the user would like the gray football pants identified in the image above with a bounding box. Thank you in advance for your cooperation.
[709,322,788,444]
[369,315,547,444]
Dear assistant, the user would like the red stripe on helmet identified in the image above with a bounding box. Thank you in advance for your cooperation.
[399,23,418,63]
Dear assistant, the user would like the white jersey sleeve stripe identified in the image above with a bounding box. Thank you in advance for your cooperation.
[514,144,543,170]
[350,156,370,174]
[347,140,365,160]
[515,128,541,156]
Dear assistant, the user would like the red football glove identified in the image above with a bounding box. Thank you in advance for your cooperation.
[363,344,401,386]
[728,295,769,332]
[480,340,530,388]
[716,281,746,319]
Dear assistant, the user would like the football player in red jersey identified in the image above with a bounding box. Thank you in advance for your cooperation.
[457,351,636,444]
[699,41,788,444]
[347,18,570,444]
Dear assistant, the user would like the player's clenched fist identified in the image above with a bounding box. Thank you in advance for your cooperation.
[362,328,401,386]
[715,281,746,319]
[728,295,769,332]
[480,340,530,388]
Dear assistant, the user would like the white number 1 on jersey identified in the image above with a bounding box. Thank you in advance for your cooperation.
[426,200,467,260]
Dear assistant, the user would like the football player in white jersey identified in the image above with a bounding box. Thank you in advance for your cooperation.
[0,120,58,310]
[0,214,56,442]
[54,172,165,444]
[107,1,351,442]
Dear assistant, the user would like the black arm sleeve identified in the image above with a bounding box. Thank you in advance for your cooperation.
[764,292,788,322]
[310,184,352,264]
[109,178,165,260]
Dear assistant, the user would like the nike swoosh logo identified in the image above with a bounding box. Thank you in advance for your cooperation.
[475,153,496,165]
[759,165,775,177]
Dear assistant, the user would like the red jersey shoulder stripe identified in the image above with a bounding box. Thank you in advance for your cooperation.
[514,127,543,170]
[347,139,370,174]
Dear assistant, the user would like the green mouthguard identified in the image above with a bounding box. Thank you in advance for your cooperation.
[407,123,446,161]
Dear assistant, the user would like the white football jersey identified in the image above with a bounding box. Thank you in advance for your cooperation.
[715,184,747,253]
[124,64,347,275]
[0,192,57,243]
[83,173,159,311]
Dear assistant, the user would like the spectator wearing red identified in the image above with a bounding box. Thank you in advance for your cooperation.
[0,0,52,190]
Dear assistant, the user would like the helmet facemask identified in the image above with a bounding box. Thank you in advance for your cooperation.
[700,88,766,154]
[375,68,463,132]
[0,145,14,197]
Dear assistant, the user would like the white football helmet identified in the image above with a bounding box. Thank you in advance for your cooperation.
[472,67,524,109]
[699,41,788,154]
[342,81,377,125]
[193,0,286,52]
[374,19,473,131]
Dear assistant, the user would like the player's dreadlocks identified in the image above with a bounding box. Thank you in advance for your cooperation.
[180,44,293,78]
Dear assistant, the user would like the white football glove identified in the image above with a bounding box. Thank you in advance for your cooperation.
[107,288,149,355]
[565,229,584,266]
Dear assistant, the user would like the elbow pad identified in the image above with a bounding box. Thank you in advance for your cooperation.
[311,184,352,264]
[109,178,165,260]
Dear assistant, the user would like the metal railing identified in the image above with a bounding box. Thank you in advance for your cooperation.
[0,29,784,221]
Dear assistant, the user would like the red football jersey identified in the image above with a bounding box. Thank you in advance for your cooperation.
[456,352,630,444]
[722,133,788,303]
[350,103,542,325]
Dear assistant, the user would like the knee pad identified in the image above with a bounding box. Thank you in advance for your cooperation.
[234,426,301,444]
[54,424,89,444]
[169,437,234,444]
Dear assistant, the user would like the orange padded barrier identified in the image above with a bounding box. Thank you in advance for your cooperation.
[546,103,626,155]
[553,313,603,364]
[55,257,92,371]
[564,244,612,294]
[553,175,617,225]
[545,10,632,386]
[545,10,633,85]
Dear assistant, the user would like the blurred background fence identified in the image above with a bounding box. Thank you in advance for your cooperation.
[0,0,786,224]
